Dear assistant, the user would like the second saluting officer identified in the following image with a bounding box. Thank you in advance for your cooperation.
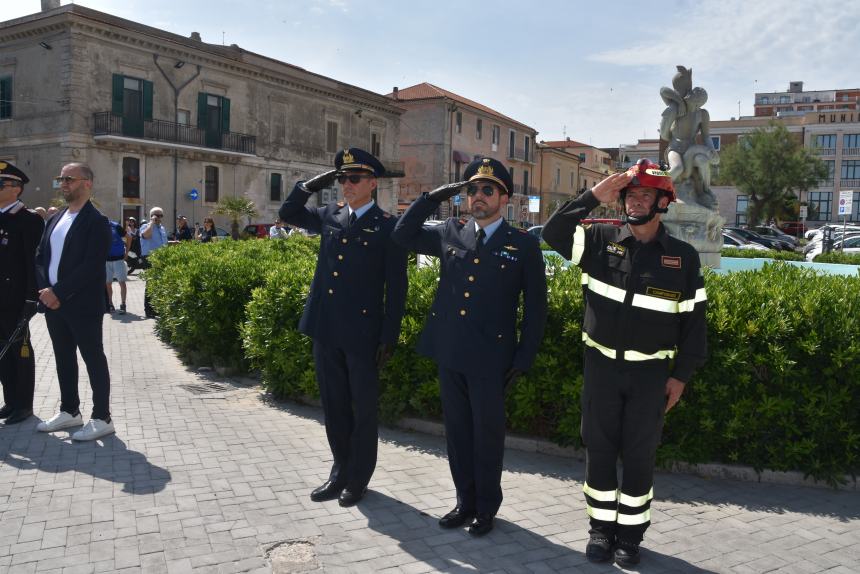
[279,147,408,507]
[392,157,547,536]
[0,162,45,425]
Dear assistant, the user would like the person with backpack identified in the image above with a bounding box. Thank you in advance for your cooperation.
[105,219,128,314]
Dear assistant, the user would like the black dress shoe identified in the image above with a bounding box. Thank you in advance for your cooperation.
[614,540,641,567]
[438,506,475,529]
[586,535,613,563]
[3,409,33,425]
[338,487,367,507]
[467,513,494,537]
[310,480,345,502]
[0,404,13,419]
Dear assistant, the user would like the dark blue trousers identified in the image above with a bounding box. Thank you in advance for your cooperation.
[45,311,111,420]
[0,311,35,411]
[313,341,379,490]
[439,367,507,516]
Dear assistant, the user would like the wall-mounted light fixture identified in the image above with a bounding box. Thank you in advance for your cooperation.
[174,60,185,69]
[39,41,52,50]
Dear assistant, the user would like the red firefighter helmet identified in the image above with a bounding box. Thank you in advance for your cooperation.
[624,158,676,203]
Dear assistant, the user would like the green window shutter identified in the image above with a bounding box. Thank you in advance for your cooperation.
[142,80,153,121]
[197,92,207,128]
[221,97,230,133]
[112,74,124,115]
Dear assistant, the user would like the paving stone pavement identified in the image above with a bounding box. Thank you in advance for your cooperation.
[1,276,858,574]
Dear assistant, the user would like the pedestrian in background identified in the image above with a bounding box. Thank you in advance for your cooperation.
[139,206,168,318]
[197,217,217,242]
[105,219,128,314]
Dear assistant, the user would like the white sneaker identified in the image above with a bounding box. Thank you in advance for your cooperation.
[72,419,115,441]
[37,411,83,432]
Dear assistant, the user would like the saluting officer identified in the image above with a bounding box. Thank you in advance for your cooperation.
[279,147,408,507]
[542,159,708,568]
[392,157,547,536]
[0,162,45,425]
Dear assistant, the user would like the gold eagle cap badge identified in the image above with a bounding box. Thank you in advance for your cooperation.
[0,162,6,170]
[477,159,494,177]
[342,149,355,164]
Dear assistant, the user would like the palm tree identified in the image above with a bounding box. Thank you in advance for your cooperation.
[213,196,258,239]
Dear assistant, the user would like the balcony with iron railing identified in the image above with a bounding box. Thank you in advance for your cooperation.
[506,147,535,163]
[843,147,860,157]
[813,147,835,156]
[512,184,538,196]
[840,179,860,188]
[93,112,256,155]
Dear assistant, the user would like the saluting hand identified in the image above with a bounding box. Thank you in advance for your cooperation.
[427,181,468,202]
[591,171,635,204]
[302,169,339,193]
[665,377,686,413]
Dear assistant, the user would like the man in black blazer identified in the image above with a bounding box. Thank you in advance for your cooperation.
[279,148,408,507]
[34,163,114,441]
[0,161,45,425]
[392,157,547,536]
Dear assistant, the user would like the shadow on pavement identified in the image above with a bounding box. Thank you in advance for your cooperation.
[109,312,147,324]
[355,491,713,573]
[258,395,860,522]
[0,423,171,494]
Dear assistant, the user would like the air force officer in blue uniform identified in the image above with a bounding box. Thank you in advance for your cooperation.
[392,157,547,536]
[279,148,408,507]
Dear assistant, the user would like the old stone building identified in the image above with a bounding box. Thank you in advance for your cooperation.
[0,3,402,229]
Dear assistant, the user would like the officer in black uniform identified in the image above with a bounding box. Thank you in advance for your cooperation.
[392,157,547,537]
[279,147,408,507]
[0,161,45,425]
[542,159,707,567]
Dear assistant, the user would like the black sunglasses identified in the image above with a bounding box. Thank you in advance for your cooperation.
[336,174,373,184]
[466,184,496,197]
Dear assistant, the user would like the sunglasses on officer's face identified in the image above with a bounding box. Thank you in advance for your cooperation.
[336,174,374,184]
[466,184,496,197]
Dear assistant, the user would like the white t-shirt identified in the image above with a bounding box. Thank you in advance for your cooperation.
[49,210,78,286]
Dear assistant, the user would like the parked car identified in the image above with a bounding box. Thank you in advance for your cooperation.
[805,232,860,260]
[752,226,798,247]
[243,223,275,238]
[777,221,807,237]
[527,225,543,238]
[806,224,860,241]
[722,229,769,251]
[725,227,791,251]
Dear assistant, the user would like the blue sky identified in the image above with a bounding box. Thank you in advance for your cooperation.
[9,0,860,147]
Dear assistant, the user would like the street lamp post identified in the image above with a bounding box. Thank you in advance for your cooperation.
[153,55,201,234]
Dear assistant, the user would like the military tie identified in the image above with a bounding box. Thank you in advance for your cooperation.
[476,227,486,252]
[348,212,356,229]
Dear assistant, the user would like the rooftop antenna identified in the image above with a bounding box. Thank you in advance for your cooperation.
[562,124,566,139]
[222,31,225,45]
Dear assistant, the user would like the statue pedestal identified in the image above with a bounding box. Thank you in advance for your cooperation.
[662,198,725,269]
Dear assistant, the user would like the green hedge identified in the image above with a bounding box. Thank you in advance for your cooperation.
[813,251,860,265]
[721,247,804,261]
[149,241,860,485]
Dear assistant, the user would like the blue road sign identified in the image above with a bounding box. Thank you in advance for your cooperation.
[453,194,461,205]
[188,188,199,201]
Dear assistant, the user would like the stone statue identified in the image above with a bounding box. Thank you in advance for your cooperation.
[659,66,719,209]
[658,66,725,268]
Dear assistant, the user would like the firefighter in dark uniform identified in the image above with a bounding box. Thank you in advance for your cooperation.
[542,159,707,567]
[279,147,408,507]
[0,162,45,425]
[392,157,547,537]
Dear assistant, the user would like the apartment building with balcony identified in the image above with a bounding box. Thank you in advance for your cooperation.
[535,143,581,223]
[387,83,538,225]
[0,3,403,226]
[710,110,860,225]
[538,139,613,189]
[754,81,860,118]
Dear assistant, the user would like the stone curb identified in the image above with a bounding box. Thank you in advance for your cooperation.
[259,391,858,492]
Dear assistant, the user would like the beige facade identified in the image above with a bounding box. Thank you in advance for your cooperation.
[710,111,860,225]
[618,139,660,169]
[387,83,538,226]
[0,5,403,229]
[535,145,581,223]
